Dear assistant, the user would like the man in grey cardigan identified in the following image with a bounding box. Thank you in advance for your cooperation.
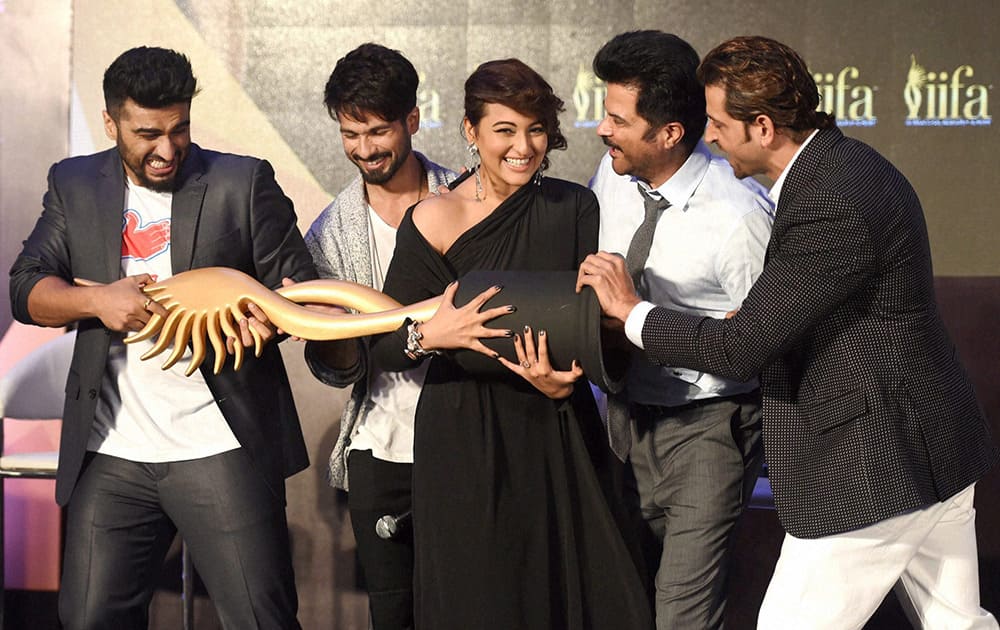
[303,43,455,630]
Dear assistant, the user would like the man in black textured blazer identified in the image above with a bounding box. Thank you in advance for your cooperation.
[9,47,315,629]
[578,36,998,628]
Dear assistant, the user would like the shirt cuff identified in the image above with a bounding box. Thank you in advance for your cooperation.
[624,301,656,349]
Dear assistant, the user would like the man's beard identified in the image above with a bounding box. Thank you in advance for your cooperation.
[354,149,408,185]
[118,140,182,192]
[134,168,178,193]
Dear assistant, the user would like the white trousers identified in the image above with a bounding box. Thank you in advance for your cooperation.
[758,483,997,629]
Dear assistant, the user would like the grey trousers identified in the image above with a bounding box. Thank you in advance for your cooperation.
[628,391,763,630]
[59,449,300,630]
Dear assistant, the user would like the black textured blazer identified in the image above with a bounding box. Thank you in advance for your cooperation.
[640,127,997,538]
[10,144,318,506]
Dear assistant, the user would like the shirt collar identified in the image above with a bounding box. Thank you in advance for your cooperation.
[769,129,819,205]
[634,140,711,211]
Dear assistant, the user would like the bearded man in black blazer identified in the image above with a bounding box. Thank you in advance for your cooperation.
[9,47,315,629]
[578,36,998,629]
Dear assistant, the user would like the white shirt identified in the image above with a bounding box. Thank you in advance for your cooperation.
[594,141,774,406]
[345,206,427,464]
[90,179,241,462]
[769,129,819,205]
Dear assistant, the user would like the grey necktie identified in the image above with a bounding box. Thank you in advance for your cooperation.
[605,185,671,462]
[624,184,671,294]
[605,389,633,462]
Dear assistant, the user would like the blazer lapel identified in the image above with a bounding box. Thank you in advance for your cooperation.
[170,144,207,273]
[97,149,128,282]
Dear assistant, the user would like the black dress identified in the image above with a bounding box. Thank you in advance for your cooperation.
[371,177,652,630]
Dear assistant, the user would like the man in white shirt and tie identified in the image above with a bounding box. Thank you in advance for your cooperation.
[588,30,774,629]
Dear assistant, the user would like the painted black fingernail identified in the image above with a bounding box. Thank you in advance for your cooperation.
[507,305,517,313]
[505,330,514,338]
[539,329,546,336]
[513,333,520,342]
[523,324,530,333]
[493,284,503,291]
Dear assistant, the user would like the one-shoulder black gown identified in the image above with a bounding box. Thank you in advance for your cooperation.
[371,177,652,630]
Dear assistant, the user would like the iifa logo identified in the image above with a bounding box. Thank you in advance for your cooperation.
[573,65,606,128]
[813,67,877,127]
[417,72,442,129]
[904,56,991,127]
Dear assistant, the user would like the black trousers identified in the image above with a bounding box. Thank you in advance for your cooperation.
[347,450,414,630]
[59,449,300,630]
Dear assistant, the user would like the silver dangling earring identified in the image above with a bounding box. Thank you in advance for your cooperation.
[533,169,542,186]
[468,143,484,201]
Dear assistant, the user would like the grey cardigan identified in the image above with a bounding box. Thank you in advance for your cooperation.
[303,152,456,490]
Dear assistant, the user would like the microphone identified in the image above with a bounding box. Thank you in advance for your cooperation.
[375,510,412,540]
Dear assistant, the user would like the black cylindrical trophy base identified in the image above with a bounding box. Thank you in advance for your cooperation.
[453,270,626,393]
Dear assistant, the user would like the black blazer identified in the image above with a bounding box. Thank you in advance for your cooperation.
[9,144,318,506]
[639,128,997,538]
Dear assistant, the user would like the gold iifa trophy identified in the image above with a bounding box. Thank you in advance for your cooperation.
[118,267,441,376]
[94,266,624,393]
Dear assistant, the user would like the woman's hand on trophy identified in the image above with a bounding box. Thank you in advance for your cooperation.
[418,281,514,355]
[500,325,583,400]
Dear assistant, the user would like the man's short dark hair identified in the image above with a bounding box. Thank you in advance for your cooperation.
[593,30,707,151]
[323,43,418,122]
[103,46,198,119]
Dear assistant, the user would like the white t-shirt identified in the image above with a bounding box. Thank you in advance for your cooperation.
[88,179,241,462]
[345,206,427,464]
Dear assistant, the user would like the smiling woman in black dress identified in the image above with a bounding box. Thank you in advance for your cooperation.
[370,59,651,630]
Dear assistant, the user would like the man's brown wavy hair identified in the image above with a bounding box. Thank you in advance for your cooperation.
[697,36,835,142]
